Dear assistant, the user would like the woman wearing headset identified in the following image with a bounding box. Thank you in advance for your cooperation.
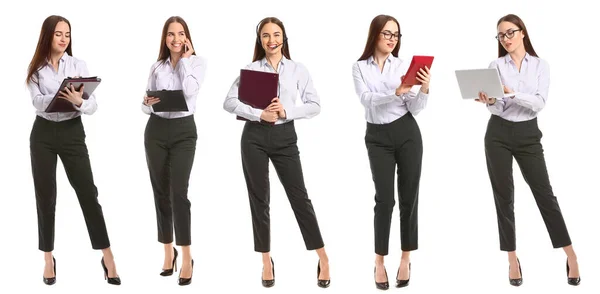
[223,16,331,289]
[477,13,581,286]
[26,15,121,286]
[142,16,207,286]
[352,14,431,290]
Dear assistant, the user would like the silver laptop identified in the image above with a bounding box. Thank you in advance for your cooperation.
[455,68,513,99]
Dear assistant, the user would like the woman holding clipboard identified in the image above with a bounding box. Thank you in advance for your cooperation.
[476,14,581,286]
[222,16,331,288]
[351,14,432,290]
[141,16,207,286]
[26,15,121,285]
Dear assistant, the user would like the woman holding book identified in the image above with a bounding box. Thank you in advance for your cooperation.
[222,16,331,289]
[26,15,121,286]
[351,14,431,290]
[141,16,207,286]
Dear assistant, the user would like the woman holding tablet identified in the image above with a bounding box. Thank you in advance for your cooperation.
[351,14,431,290]
[26,15,121,285]
[223,16,331,288]
[476,13,581,286]
[142,16,207,286]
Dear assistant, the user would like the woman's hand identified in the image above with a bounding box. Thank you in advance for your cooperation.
[266,97,286,118]
[144,96,160,106]
[475,91,496,105]
[58,84,84,106]
[416,66,431,93]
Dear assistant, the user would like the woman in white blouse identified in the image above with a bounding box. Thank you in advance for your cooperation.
[26,15,121,286]
[352,14,431,290]
[476,13,581,287]
[142,16,207,286]
[223,16,330,288]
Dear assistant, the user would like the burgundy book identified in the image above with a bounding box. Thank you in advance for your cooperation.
[236,69,279,124]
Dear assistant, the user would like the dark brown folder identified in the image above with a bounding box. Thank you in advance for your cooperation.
[146,90,189,112]
[45,77,101,113]
[236,69,279,123]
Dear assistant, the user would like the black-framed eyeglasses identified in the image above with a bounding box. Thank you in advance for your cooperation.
[381,31,401,41]
[495,29,522,41]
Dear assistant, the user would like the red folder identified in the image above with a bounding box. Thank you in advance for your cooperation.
[45,77,101,113]
[401,56,434,86]
[236,69,279,124]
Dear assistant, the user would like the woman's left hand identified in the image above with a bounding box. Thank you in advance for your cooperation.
[416,66,431,93]
[58,84,84,106]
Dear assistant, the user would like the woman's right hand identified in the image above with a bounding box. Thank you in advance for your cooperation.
[260,109,279,122]
[475,91,496,105]
[395,75,412,96]
[144,96,160,106]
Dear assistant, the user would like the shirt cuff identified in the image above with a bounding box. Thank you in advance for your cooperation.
[74,99,90,113]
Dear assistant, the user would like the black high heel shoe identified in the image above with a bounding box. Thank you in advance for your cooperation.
[317,259,330,288]
[396,262,411,288]
[566,259,581,286]
[374,265,389,290]
[262,257,275,288]
[160,247,178,276]
[178,259,194,286]
[43,256,56,285]
[101,257,121,285]
[509,258,522,287]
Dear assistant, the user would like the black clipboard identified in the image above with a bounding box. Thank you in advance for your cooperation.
[45,77,101,113]
[146,90,189,112]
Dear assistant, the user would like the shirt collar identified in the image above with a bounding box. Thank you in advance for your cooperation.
[46,51,68,65]
[504,52,530,64]
[368,54,394,65]
[261,55,288,68]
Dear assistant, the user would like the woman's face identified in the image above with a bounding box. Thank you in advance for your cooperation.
[51,21,70,55]
[497,21,524,53]
[166,22,186,54]
[260,22,284,55]
[376,20,399,55]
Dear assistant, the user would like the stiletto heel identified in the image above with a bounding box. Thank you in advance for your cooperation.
[317,259,330,288]
[43,256,56,285]
[566,259,581,286]
[374,266,389,290]
[262,257,275,288]
[509,258,522,287]
[178,259,194,286]
[395,262,410,288]
[160,247,178,276]
[101,257,121,285]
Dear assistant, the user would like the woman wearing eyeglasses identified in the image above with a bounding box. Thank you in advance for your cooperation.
[223,16,330,289]
[352,14,431,290]
[476,14,581,287]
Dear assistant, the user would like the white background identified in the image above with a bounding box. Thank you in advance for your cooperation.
[1,0,598,293]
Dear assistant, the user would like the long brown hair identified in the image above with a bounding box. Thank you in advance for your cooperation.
[157,16,196,62]
[358,15,401,61]
[26,15,72,84]
[252,17,291,62]
[496,14,538,57]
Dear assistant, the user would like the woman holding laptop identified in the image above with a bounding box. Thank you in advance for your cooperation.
[351,14,432,290]
[476,13,581,286]
[223,16,331,288]
[26,15,121,285]
[142,16,207,286]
